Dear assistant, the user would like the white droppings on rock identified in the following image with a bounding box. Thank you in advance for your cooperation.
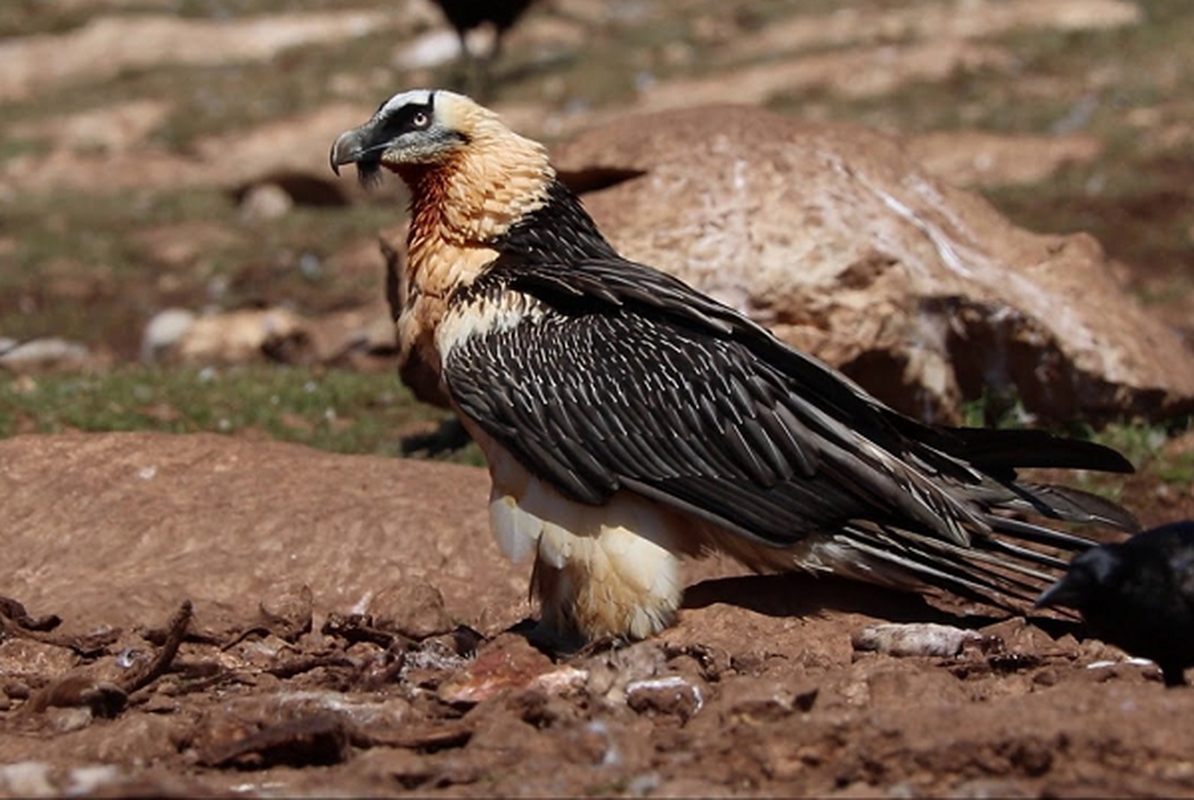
[1088,657,1157,670]
[583,720,621,767]
[64,765,124,796]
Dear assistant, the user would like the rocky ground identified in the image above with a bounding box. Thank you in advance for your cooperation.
[4,432,1194,797]
[3,0,1194,796]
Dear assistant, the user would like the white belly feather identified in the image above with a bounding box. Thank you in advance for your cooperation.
[473,423,688,641]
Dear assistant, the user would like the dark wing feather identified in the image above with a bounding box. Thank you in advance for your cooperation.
[448,308,888,543]
[445,255,1136,607]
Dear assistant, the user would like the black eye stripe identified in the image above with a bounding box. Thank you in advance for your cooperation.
[377,101,435,140]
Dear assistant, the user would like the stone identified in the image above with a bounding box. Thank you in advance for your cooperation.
[238,183,294,222]
[172,308,308,365]
[553,105,1194,423]
[437,635,555,706]
[151,304,395,367]
[852,622,986,658]
[0,338,91,372]
[625,675,704,721]
[906,131,1102,187]
[140,309,196,364]
[367,580,453,640]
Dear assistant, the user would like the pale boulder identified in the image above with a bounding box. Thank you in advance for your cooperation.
[552,105,1194,423]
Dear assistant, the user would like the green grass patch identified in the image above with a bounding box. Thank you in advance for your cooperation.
[2,177,395,282]
[769,2,1194,139]
[1088,420,1171,472]
[958,393,1194,501]
[3,188,232,284]
[0,365,470,461]
[1154,451,1194,487]
[1084,416,1194,493]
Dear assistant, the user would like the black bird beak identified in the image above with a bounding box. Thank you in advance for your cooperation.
[330,123,385,186]
[1035,576,1079,610]
[329,127,367,177]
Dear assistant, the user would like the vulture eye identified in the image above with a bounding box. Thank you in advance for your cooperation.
[411,111,430,129]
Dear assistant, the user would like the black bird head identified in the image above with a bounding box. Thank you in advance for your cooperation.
[1036,521,1194,687]
[329,89,475,186]
[1037,521,1194,612]
[1035,543,1125,611]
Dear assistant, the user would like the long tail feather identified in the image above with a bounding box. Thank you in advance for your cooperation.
[1007,483,1140,530]
[941,427,1135,474]
[829,503,1134,613]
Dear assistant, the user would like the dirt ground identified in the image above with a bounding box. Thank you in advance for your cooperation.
[3,433,1194,797]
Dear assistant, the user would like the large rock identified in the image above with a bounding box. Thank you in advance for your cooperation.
[905,131,1103,188]
[0,433,525,636]
[553,105,1194,423]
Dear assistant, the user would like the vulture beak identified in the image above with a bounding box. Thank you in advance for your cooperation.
[329,126,368,177]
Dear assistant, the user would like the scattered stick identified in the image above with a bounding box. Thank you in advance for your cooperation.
[220,625,273,652]
[352,722,472,752]
[0,596,116,656]
[0,596,61,632]
[118,600,192,696]
[199,713,350,768]
[266,654,355,679]
[23,674,128,718]
[141,624,221,647]
[321,612,401,648]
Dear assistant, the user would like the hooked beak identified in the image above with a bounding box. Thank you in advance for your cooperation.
[329,126,367,177]
[330,122,385,187]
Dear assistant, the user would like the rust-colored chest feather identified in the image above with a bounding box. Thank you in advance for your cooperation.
[394,143,552,382]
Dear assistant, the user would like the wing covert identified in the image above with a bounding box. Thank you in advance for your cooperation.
[442,253,1135,556]
[442,294,924,547]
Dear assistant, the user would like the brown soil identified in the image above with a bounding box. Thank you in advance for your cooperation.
[3,432,1194,797]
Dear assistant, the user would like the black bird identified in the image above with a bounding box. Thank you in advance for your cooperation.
[430,0,537,65]
[1038,520,1194,687]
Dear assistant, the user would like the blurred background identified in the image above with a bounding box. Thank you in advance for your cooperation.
[0,0,1191,483]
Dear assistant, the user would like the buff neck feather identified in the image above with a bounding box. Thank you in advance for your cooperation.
[400,110,552,299]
